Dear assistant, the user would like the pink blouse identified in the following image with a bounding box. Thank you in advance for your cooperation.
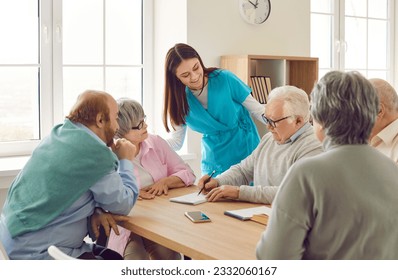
[136,134,195,186]
[107,134,196,256]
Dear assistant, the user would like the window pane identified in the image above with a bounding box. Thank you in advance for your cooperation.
[368,20,387,69]
[0,67,39,141]
[345,68,368,79]
[106,67,142,101]
[369,0,387,19]
[106,0,142,65]
[311,0,333,14]
[311,0,392,90]
[367,70,387,80]
[345,17,367,69]
[311,14,333,68]
[63,67,103,115]
[0,0,38,64]
[63,0,103,64]
[345,0,366,17]
[318,69,331,80]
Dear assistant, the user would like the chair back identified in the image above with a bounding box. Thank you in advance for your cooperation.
[47,245,76,260]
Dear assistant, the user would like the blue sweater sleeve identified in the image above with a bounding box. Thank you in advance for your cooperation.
[91,159,138,215]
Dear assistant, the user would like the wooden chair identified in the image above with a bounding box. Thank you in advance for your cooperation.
[47,245,76,260]
[48,226,107,260]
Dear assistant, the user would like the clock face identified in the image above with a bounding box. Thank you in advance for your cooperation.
[239,0,271,25]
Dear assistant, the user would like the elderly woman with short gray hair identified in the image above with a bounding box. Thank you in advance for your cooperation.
[107,97,195,260]
[257,71,398,259]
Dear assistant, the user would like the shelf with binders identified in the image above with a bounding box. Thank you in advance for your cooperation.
[221,54,318,138]
[220,54,318,96]
[250,75,272,104]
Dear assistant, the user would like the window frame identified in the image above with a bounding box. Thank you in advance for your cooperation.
[310,0,394,82]
[0,0,152,157]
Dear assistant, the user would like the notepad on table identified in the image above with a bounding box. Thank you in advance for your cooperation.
[169,192,207,205]
[224,205,271,221]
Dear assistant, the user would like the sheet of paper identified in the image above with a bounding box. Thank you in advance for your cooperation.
[224,205,272,220]
[169,192,207,205]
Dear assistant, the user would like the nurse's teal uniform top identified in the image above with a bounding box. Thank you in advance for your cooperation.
[185,69,260,176]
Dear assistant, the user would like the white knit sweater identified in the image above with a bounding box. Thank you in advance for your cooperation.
[216,124,323,204]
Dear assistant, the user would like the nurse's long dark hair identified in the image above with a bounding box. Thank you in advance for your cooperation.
[163,43,218,132]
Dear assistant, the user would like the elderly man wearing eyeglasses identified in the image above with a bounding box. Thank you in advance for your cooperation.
[198,85,323,204]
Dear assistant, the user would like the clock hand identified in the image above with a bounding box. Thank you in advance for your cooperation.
[248,0,258,8]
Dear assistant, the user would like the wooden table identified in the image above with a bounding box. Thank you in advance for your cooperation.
[119,186,269,260]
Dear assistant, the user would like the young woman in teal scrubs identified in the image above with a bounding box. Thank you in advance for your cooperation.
[163,43,265,176]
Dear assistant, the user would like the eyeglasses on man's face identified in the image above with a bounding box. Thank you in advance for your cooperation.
[261,114,292,128]
[131,116,146,130]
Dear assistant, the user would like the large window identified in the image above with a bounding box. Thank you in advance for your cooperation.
[0,1,40,148]
[0,0,149,156]
[311,0,393,80]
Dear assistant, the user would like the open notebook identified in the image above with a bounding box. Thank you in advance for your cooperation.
[224,205,272,221]
[169,192,207,205]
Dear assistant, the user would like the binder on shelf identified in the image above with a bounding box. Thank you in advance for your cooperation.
[250,76,272,104]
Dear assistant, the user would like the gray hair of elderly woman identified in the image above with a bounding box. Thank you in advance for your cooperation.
[268,85,311,122]
[311,71,379,145]
[116,97,145,139]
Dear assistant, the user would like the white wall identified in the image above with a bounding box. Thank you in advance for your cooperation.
[150,0,187,130]
[152,0,311,179]
[187,0,310,65]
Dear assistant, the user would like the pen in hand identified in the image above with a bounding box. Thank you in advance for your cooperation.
[198,170,216,196]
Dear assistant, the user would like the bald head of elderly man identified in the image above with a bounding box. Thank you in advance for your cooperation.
[369,78,398,163]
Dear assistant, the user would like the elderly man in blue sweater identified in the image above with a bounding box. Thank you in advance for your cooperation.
[0,90,139,259]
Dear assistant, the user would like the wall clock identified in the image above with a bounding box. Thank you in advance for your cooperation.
[239,0,271,25]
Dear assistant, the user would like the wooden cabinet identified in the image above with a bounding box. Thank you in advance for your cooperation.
[220,55,319,96]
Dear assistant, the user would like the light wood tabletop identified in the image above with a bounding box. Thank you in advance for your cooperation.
[119,185,269,260]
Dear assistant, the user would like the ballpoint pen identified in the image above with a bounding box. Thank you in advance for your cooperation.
[198,170,216,195]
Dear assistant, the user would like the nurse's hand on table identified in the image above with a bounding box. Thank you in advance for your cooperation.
[90,208,131,239]
[197,175,219,193]
[206,185,240,202]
